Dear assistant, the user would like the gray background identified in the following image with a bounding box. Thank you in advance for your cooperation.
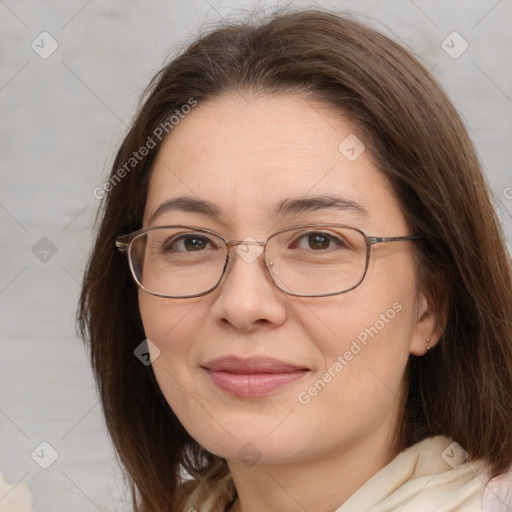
[1,0,511,510]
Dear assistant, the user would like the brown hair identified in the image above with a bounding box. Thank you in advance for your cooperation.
[78,9,512,511]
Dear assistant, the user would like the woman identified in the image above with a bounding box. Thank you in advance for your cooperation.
[79,9,512,512]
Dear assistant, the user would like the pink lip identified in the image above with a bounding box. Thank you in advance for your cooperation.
[202,356,310,397]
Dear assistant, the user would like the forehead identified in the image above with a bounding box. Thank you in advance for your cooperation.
[144,93,405,233]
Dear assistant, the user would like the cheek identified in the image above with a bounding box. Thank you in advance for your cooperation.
[138,292,204,390]
[138,291,201,350]
[290,296,415,441]
[300,292,416,365]
[296,299,413,391]
[294,257,418,397]
[138,292,210,432]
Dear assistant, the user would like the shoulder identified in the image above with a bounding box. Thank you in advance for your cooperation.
[482,467,512,511]
[177,472,235,512]
[176,479,199,509]
[337,436,499,512]
[0,473,33,512]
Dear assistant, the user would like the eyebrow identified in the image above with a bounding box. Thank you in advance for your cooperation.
[272,196,368,218]
[148,194,368,224]
[148,197,222,224]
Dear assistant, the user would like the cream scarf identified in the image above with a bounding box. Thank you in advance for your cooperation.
[183,436,512,512]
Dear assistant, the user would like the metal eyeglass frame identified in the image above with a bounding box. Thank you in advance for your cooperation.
[115,223,421,298]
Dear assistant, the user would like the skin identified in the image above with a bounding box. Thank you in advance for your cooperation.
[138,93,441,512]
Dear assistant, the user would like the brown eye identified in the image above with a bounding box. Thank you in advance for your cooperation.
[291,232,342,251]
[183,236,208,251]
[308,233,331,250]
[164,234,213,252]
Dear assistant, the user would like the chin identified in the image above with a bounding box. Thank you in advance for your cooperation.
[184,407,319,465]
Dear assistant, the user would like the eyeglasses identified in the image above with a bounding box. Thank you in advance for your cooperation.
[115,224,420,298]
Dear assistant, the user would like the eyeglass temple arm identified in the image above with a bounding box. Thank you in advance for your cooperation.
[115,235,130,253]
[367,235,421,244]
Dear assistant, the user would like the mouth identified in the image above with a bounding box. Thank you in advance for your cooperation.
[201,356,311,397]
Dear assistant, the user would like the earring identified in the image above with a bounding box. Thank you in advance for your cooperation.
[425,338,431,352]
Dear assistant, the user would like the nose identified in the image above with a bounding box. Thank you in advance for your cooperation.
[209,240,287,332]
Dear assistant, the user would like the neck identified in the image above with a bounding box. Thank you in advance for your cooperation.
[226,425,401,512]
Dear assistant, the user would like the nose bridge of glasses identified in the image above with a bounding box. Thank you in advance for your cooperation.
[226,239,265,250]
[223,238,267,267]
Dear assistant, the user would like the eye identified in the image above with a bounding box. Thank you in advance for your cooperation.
[292,231,346,251]
[164,233,216,252]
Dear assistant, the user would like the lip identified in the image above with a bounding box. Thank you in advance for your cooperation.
[202,356,310,397]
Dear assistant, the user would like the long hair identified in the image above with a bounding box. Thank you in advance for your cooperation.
[78,9,512,511]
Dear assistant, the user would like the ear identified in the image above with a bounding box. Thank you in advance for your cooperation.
[409,290,444,356]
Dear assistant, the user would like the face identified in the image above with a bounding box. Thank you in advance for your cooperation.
[138,93,432,468]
